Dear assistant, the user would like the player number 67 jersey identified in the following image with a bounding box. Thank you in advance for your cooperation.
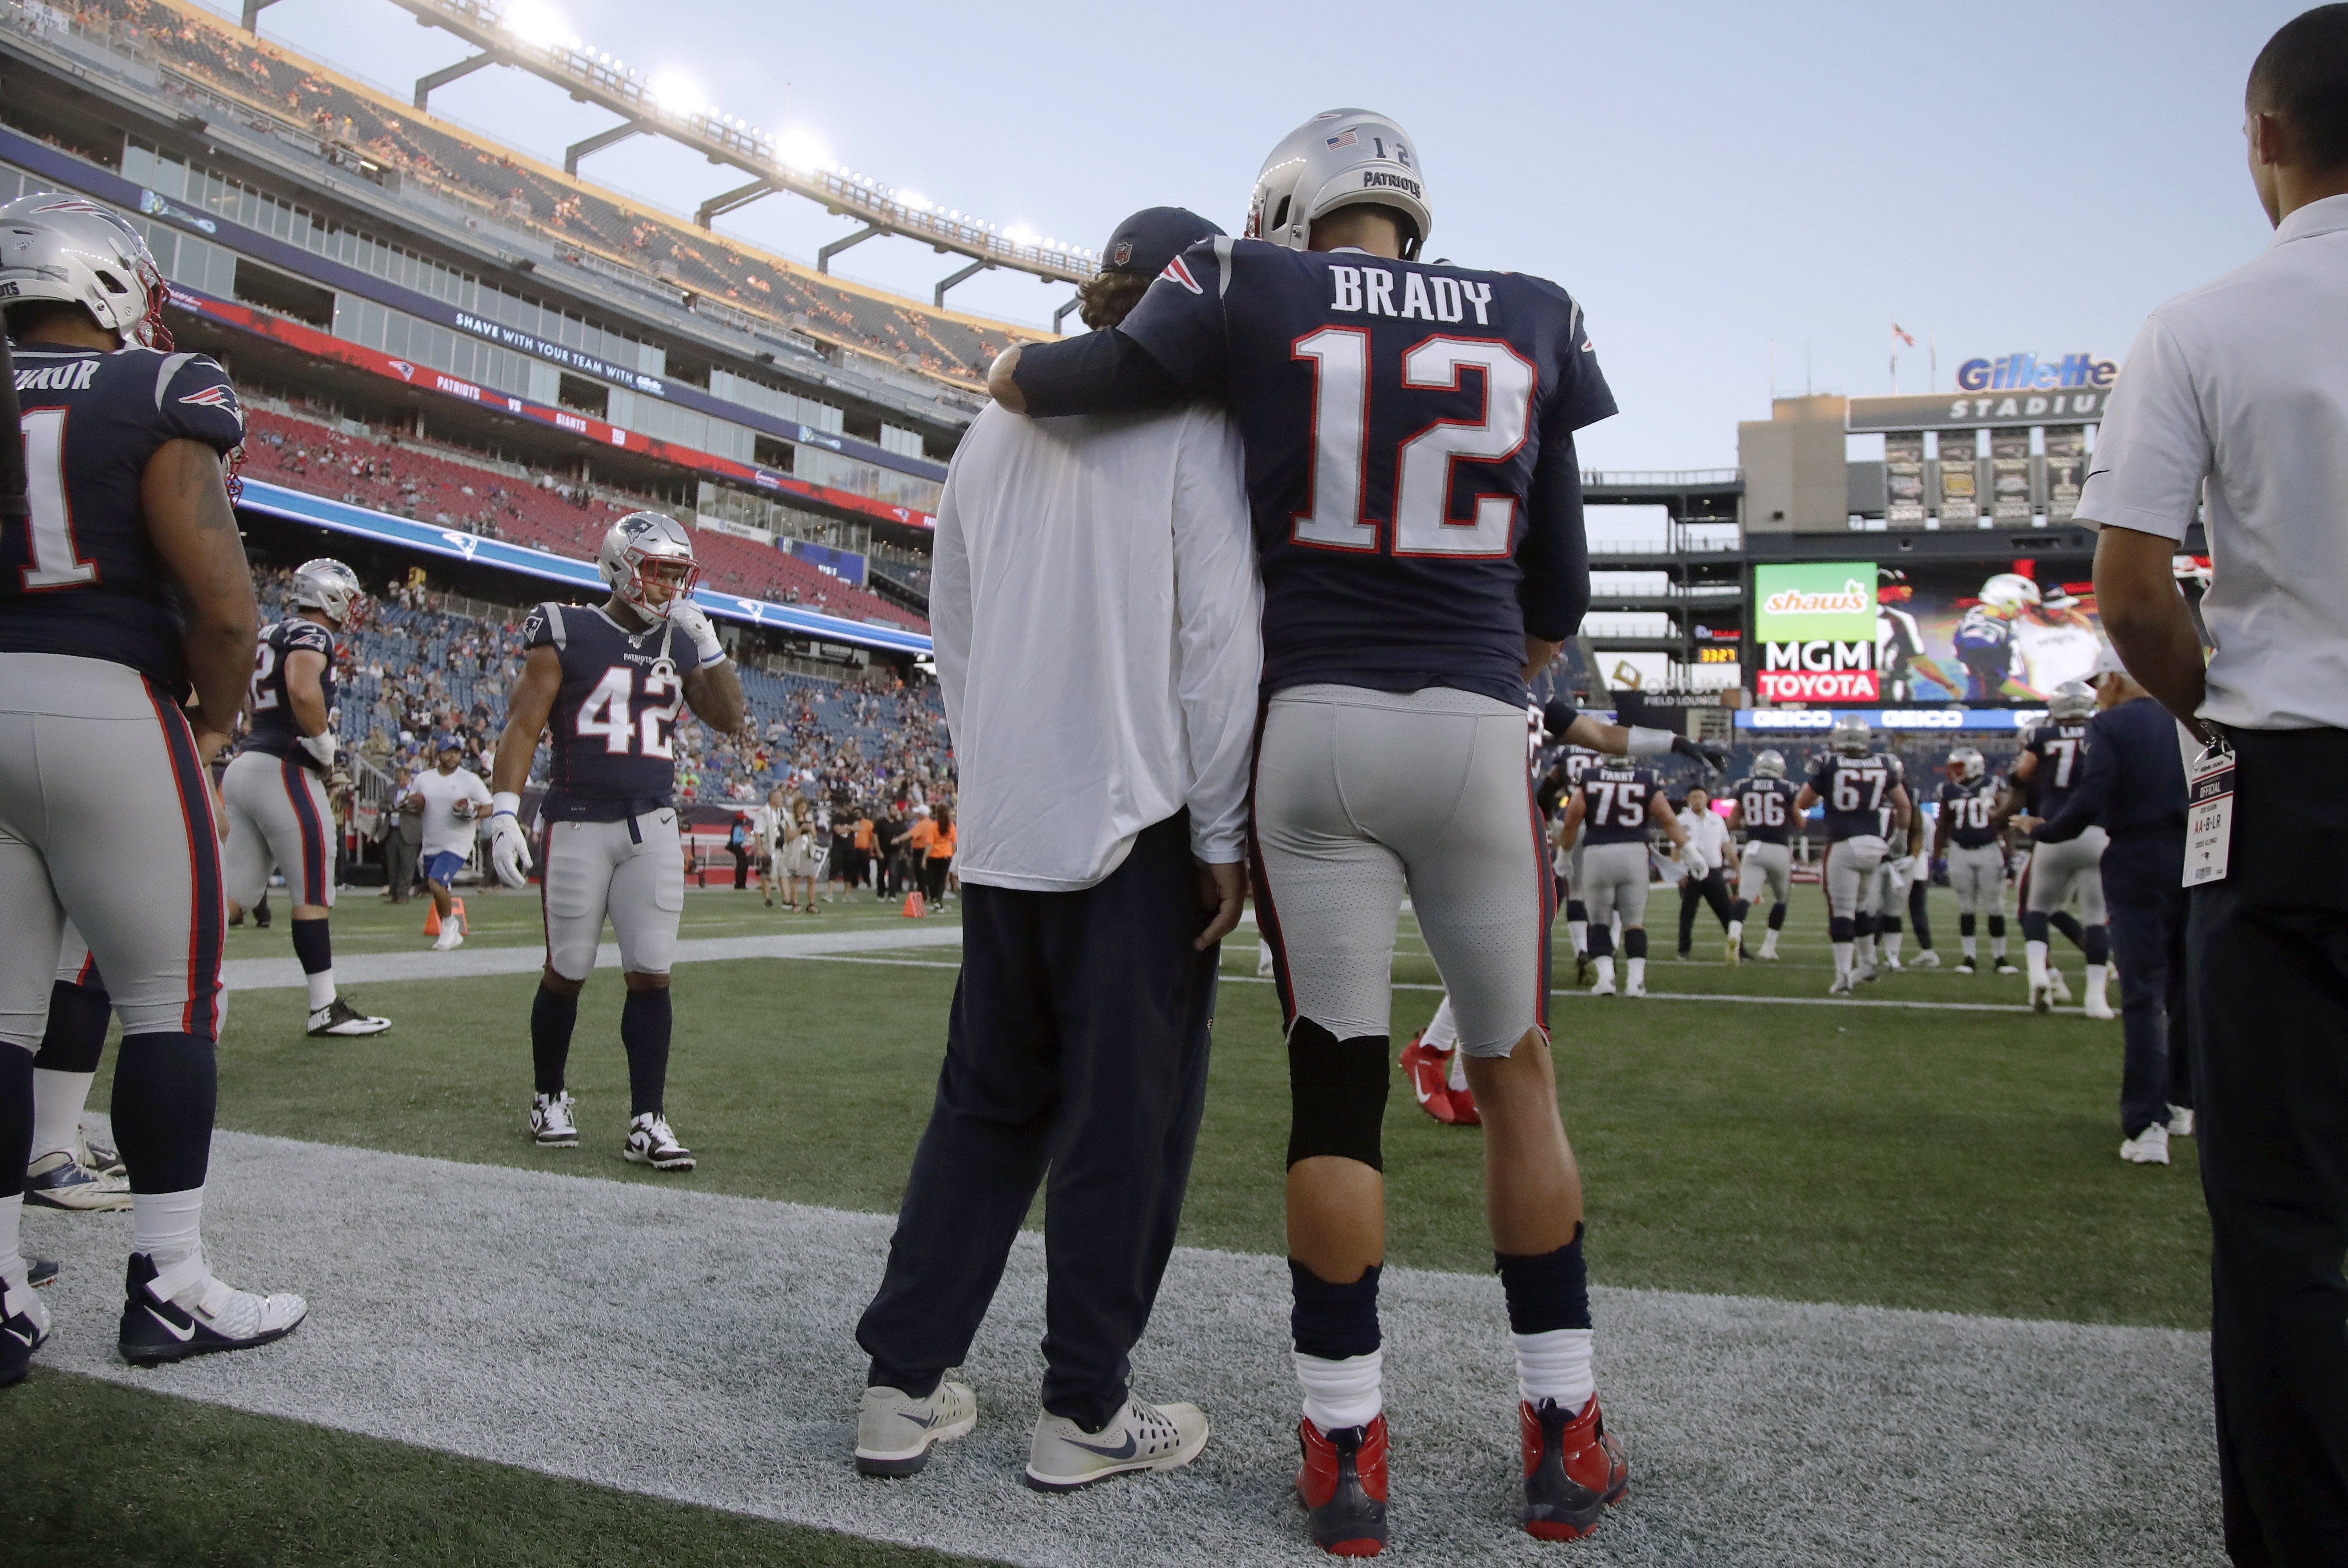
[521,602,685,816]
[1807,753,1901,842]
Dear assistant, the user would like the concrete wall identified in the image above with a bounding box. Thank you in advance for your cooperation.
[1738,395,1847,533]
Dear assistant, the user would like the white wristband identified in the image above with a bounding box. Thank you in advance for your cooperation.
[1626,725,1675,757]
[491,791,521,819]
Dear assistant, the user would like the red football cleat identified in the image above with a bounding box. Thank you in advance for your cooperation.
[1398,1033,1458,1124]
[1446,1079,1481,1125]
[1519,1396,1628,1540]
[1297,1415,1389,1556]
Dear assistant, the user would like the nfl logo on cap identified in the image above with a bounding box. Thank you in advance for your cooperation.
[1114,241,1133,266]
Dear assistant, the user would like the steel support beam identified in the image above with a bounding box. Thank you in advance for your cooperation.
[934,258,992,309]
[695,178,776,229]
[241,0,280,30]
[1052,295,1084,334]
[817,224,884,275]
[563,121,646,176]
[413,51,496,110]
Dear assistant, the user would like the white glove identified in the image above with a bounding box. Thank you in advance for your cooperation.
[1890,854,1917,877]
[297,730,337,768]
[1681,846,1709,880]
[487,791,533,888]
[667,600,725,668]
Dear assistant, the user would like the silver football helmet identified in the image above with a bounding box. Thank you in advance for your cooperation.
[2047,680,2096,721]
[598,511,700,621]
[291,557,365,630]
[1246,108,1431,260]
[1976,573,2042,616]
[1751,749,1786,780]
[0,193,172,349]
[1946,746,1986,782]
[1829,714,1873,756]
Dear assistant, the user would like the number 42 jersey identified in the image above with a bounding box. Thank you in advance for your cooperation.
[521,602,686,820]
[1116,237,1617,709]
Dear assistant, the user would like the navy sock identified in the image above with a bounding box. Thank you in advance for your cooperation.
[2051,910,2085,948]
[1290,1260,1382,1360]
[2084,924,2110,965]
[290,918,332,976]
[1496,1224,1591,1333]
[1,1045,31,1201]
[620,988,671,1117]
[32,979,110,1074]
[1767,902,1787,930]
[1587,926,1614,958]
[2021,911,2050,944]
[1565,899,1588,924]
[1961,913,1977,937]
[1989,914,2007,939]
[530,983,578,1097]
[1623,928,1647,960]
[111,1032,216,1194]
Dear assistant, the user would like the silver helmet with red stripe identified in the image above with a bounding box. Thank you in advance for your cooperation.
[597,511,701,622]
[0,192,173,350]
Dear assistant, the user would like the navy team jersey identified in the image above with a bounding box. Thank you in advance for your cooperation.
[2021,720,2091,819]
[1807,753,1901,842]
[1113,237,1616,708]
[1937,777,2003,848]
[521,602,685,819]
[1577,764,1658,846]
[0,343,245,689]
[240,617,337,769]
[1730,776,1800,846]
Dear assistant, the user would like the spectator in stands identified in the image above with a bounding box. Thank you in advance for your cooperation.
[924,807,956,907]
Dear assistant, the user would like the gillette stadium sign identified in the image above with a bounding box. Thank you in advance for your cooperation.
[1846,351,2121,433]
[1955,352,2117,393]
[1753,563,1878,703]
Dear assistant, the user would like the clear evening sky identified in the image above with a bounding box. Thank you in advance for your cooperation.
[201,0,2298,471]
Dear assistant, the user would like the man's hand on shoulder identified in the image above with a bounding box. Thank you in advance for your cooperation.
[987,346,1028,414]
[1194,859,1245,951]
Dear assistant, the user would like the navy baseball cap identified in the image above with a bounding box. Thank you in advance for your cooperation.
[1101,207,1224,277]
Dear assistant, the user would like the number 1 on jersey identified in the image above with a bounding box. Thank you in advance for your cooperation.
[16,408,99,589]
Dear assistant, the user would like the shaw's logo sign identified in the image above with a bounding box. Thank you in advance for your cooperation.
[1956,352,2117,393]
[1759,578,1870,619]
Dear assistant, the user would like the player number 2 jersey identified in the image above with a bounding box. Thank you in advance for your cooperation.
[240,617,337,769]
[1577,765,1657,847]
[1117,237,1617,709]
[1807,753,1901,842]
[522,602,685,818]
[1731,776,1800,846]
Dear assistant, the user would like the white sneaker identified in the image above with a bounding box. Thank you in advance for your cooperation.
[1828,976,1853,996]
[1025,1396,1209,1492]
[1911,950,1941,969]
[623,1111,696,1171]
[856,1372,978,1477]
[2120,1124,2171,1165]
[432,925,464,951]
[1884,954,1904,972]
[1855,963,1878,985]
[2168,1106,2196,1137]
[1,1266,53,1386]
[1624,978,1648,998]
[2083,990,2116,1021]
[117,1250,306,1365]
[1590,975,1617,996]
[1256,943,1275,977]
[2031,982,2053,1014]
[2048,967,2073,1003]
[530,1091,578,1147]
[306,997,392,1037]
[23,1149,131,1212]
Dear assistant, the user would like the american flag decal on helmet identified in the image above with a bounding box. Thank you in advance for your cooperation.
[1157,255,1203,295]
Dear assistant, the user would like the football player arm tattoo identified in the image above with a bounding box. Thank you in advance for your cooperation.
[141,437,259,758]
[490,646,563,798]
[283,647,330,738]
[680,657,746,736]
[2093,522,2212,742]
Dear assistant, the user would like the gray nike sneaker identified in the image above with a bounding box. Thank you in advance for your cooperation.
[1025,1396,1209,1492]
[855,1373,978,1477]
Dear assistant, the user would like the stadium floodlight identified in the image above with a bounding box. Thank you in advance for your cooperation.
[649,73,703,114]
[499,0,567,47]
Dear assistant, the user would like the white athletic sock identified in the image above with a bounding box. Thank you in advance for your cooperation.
[0,1191,22,1287]
[1446,1047,1470,1094]
[131,1186,205,1270]
[306,967,336,1012]
[1760,927,1779,958]
[1992,935,2009,960]
[1593,955,1615,987]
[2025,940,2049,988]
[1256,942,1275,977]
[1567,920,1588,956]
[2087,963,2109,998]
[1626,957,1646,990]
[1962,934,1978,959]
[1421,995,1458,1054]
[1294,1348,1383,1433]
[30,1067,94,1160]
[1885,932,1904,964]
[1513,1327,1595,1412]
[1833,941,1854,981]
[1726,918,1743,947]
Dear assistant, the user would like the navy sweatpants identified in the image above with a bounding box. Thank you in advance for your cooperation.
[856,811,1218,1430]
[2102,829,2191,1138]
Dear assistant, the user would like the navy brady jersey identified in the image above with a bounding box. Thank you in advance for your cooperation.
[240,617,336,769]
[1807,753,1901,842]
[2021,720,2091,818]
[1731,776,1800,846]
[0,343,245,688]
[1577,764,1658,846]
[1937,777,2003,848]
[1117,237,1616,708]
[522,602,685,819]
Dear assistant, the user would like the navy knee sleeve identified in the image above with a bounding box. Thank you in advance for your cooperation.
[1290,1260,1382,1360]
[1960,912,1977,936]
[0,1044,31,1201]
[2084,924,2110,965]
[2021,911,2049,944]
[1829,915,1855,943]
[1855,913,1877,940]
[620,988,672,1118]
[1586,925,1614,958]
[290,918,333,976]
[33,978,111,1074]
[1989,914,2007,938]
[1767,902,1787,930]
[1881,916,1902,935]
[1287,1019,1389,1171]
[1730,897,1751,923]
[111,1032,216,1194]
[531,982,579,1097]
[1623,928,1648,960]
[2051,910,2084,947]
[1496,1224,1591,1334]
[1565,899,1588,924]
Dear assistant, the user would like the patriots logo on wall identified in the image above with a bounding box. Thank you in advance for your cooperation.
[387,360,416,381]
[1157,255,1202,295]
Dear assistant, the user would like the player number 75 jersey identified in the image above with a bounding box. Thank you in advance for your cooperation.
[521,602,685,815]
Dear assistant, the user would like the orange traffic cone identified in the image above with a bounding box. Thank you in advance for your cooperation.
[452,896,469,935]
[423,903,440,936]
[902,890,926,918]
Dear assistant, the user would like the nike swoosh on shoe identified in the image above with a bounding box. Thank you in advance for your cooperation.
[147,1307,197,1342]
[1065,1434,1139,1460]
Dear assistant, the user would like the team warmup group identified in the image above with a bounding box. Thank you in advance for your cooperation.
[0,100,2140,1560]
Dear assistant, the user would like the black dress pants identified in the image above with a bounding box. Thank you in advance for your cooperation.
[2103,828,2190,1138]
[2192,727,2348,1565]
[1677,867,1734,954]
[856,811,1217,1430]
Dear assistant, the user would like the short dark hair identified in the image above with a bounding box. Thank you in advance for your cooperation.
[2250,4,2348,169]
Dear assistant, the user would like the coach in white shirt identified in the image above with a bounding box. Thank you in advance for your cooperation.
[853,207,1258,1486]
[2086,11,2348,1556]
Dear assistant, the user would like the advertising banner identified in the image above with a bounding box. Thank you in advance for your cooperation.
[1884,432,1927,527]
[2044,426,2087,522]
[1989,428,2034,521]
[1936,431,1979,525]
[1754,562,1877,702]
[1873,560,2108,703]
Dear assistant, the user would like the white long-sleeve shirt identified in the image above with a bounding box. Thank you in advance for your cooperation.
[1677,805,1733,873]
[933,401,1261,891]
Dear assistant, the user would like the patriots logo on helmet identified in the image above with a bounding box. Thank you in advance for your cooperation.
[1157,255,1202,295]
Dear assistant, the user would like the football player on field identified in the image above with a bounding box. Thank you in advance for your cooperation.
[485,513,746,1171]
[1558,753,1695,998]
[1938,748,2017,974]
[1725,750,1800,962]
[1,194,306,1382]
[1795,716,1913,996]
[2004,682,2113,1016]
[992,109,1631,1550]
[221,557,390,1037]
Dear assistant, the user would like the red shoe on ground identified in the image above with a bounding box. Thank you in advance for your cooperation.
[1446,1078,1481,1126]
[1519,1396,1629,1540]
[1397,1033,1457,1124]
[1297,1414,1389,1556]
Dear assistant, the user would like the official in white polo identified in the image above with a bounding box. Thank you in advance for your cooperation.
[852,208,1260,1493]
[2086,9,2348,1558]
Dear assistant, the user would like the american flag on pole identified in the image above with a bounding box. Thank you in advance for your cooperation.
[1892,321,1916,347]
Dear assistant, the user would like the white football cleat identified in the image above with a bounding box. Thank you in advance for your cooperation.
[432,924,464,952]
[1854,963,1878,985]
[117,1251,305,1365]
[2083,990,2116,1021]
[1828,976,1853,996]
[1256,943,1275,977]
[624,1112,697,1171]
[2119,1124,2171,1165]
[1590,975,1617,997]
[2168,1105,2196,1138]
[23,1149,131,1212]
[306,997,391,1037]
[1,1265,54,1387]
[856,1372,978,1477]
[1994,959,2021,975]
[530,1091,578,1147]
[2031,982,2053,1014]
[1884,954,1904,972]
[1911,950,1941,968]
[1025,1396,1209,1492]
[2048,967,2073,1003]
[1624,978,1648,998]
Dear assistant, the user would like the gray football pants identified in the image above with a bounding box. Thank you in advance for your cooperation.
[1948,842,2008,916]
[1253,685,1549,1057]
[1736,840,1791,906]
[0,654,226,1047]
[2027,828,2107,922]
[221,748,336,909]
[1823,835,1891,920]
[541,808,686,980]
[1578,841,1654,930]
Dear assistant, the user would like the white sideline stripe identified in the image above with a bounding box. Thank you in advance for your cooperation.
[220,925,966,991]
[20,1131,2220,1568]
